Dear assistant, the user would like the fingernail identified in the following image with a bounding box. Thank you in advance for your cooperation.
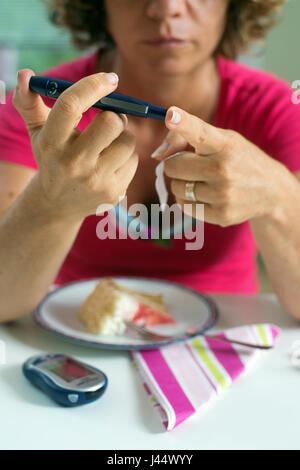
[106,72,119,85]
[151,141,169,158]
[120,113,128,126]
[169,109,181,125]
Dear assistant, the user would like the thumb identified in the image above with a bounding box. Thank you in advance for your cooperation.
[12,69,51,141]
[152,105,226,161]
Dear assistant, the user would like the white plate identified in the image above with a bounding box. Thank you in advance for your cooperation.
[34,277,218,350]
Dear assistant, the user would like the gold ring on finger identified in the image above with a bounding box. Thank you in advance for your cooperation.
[184,181,197,202]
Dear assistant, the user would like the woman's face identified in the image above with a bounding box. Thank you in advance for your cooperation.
[104,0,230,72]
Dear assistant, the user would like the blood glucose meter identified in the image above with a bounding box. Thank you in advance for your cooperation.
[23,353,108,406]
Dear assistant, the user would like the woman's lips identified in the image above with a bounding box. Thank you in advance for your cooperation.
[144,39,189,48]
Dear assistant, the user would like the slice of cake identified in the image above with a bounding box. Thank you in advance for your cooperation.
[78,277,175,335]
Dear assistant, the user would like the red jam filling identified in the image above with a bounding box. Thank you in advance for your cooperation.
[132,303,175,326]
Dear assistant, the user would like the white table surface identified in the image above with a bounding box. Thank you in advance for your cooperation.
[1,292,300,450]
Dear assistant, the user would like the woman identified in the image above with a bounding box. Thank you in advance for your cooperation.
[0,0,300,322]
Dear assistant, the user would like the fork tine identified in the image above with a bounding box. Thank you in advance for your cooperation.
[124,320,168,341]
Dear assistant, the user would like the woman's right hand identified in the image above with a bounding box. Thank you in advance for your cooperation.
[12,69,139,222]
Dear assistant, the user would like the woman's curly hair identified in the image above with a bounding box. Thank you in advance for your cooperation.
[41,0,287,59]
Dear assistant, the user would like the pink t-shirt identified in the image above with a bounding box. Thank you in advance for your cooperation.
[0,50,300,294]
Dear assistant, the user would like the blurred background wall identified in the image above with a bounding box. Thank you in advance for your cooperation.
[0,0,80,90]
[0,0,299,292]
[1,0,299,88]
[264,0,300,82]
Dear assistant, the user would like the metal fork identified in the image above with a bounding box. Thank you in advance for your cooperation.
[124,320,273,350]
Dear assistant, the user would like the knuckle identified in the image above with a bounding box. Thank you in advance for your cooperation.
[95,175,117,201]
[58,93,80,116]
[226,129,239,140]
[65,162,79,179]
[224,130,238,153]
[197,122,208,144]
[61,158,82,180]
[86,176,97,193]
[213,159,231,182]
[216,183,234,203]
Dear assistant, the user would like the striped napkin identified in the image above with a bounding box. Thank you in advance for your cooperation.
[130,323,280,431]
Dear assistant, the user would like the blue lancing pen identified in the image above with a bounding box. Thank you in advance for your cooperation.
[29,76,168,121]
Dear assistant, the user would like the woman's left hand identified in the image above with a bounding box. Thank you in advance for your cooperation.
[151,106,284,227]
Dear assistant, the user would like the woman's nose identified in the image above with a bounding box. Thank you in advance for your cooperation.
[146,0,187,19]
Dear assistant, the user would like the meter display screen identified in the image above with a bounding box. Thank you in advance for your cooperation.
[41,357,92,383]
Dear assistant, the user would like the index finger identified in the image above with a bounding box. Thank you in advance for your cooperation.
[164,151,218,182]
[44,72,119,145]
[166,106,227,156]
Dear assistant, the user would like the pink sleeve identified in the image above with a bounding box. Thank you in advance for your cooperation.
[0,89,38,171]
[258,80,300,174]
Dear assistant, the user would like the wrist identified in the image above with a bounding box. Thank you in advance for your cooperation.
[23,173,84,227]
[255,161,298,227]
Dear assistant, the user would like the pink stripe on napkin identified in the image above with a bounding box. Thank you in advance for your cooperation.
[140,349,195,427]
[205,334,245,381]
[132,323,281,431]
[271,325,280,341]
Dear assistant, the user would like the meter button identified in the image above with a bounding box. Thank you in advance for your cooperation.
[68,393,79,404]
[48,81,58,96]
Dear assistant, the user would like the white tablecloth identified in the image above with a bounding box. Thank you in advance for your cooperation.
[0,292,300,450]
